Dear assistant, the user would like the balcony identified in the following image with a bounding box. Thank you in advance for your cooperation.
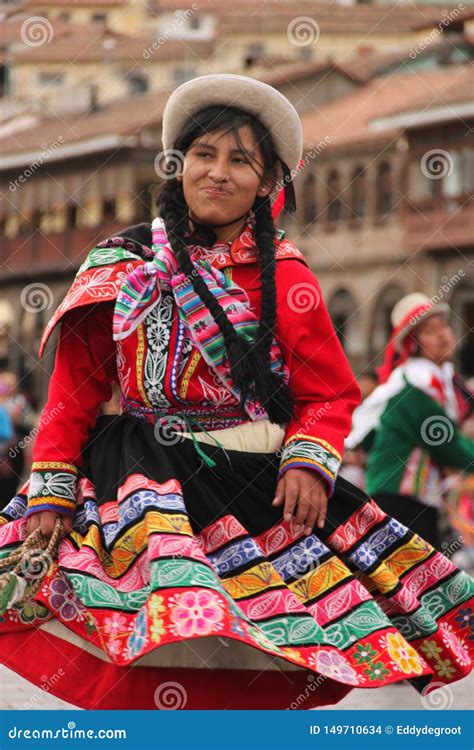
[0,221,128,282]
[402,194,474,254]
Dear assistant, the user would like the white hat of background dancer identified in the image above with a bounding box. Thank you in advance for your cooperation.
[391,292,450,352]
[161,73,303,173]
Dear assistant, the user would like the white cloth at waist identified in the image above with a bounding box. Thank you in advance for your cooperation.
[181,418,285,453]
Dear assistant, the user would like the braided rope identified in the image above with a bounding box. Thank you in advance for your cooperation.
[0,517,62,607]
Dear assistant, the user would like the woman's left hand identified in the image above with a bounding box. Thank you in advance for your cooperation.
[272,468,329,535]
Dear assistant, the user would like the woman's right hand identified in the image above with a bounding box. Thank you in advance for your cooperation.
[26,510,73,539]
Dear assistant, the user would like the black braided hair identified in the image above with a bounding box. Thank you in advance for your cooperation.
[155,104,296,425]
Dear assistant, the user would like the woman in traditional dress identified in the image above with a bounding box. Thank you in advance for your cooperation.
[0,75,473,710]
[346,293,474,550]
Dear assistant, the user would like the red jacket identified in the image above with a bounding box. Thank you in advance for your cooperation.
[25,223,361,517]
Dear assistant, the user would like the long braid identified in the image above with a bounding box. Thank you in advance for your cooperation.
[157,180,294,425]
[252,194,295,423]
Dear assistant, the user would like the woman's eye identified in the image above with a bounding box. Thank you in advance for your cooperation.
[196,152,211,158]
[233,157,248,164]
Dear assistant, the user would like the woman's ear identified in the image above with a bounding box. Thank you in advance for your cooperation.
[258,177,275,197]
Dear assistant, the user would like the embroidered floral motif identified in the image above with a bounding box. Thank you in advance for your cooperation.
[169,590,225,637]
[363,661,391,681]
[383,632,424,674]
[311,649,360,685]
[127,608,148,658]
[440,623,470,666]
[353,642,378,664]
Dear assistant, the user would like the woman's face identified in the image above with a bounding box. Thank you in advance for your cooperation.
[178,125,273,241]
[413,313,457,364]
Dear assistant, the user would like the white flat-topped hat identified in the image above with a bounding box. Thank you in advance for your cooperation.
[161,73,303,173]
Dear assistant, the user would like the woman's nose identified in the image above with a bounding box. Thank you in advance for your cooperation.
[207,158,229,182]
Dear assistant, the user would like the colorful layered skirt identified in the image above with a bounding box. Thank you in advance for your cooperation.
[0,413,473,709]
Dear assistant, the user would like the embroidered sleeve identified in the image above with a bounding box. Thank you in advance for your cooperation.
[274,260,361,496]
[25,302,117,518]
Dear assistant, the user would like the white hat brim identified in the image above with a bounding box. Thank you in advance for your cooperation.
[161,74,303,173]
[393,303,450,351]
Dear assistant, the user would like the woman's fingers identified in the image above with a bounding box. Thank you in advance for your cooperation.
[26,513,40,536]
[303,502,320,535]
[272,476,286,506]
[282,476,298,523]
[26,511,64,538]
[315,490,328,529]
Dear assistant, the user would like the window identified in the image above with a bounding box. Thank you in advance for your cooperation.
[350,165,367,221]
[39,72,64,86]
[127,74,148,95]
[173,65,196,83]
[102,198,116,222]
[326,169,342,223]
[409,159,436,202]
[134,185,152,223]
[92,13,107,23]
[376,161,394,217]
[302,172,317,225]
[66,203,78,229]
[247,42,264,60]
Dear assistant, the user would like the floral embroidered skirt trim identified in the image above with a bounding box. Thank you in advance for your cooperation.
[0,413,472,710]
